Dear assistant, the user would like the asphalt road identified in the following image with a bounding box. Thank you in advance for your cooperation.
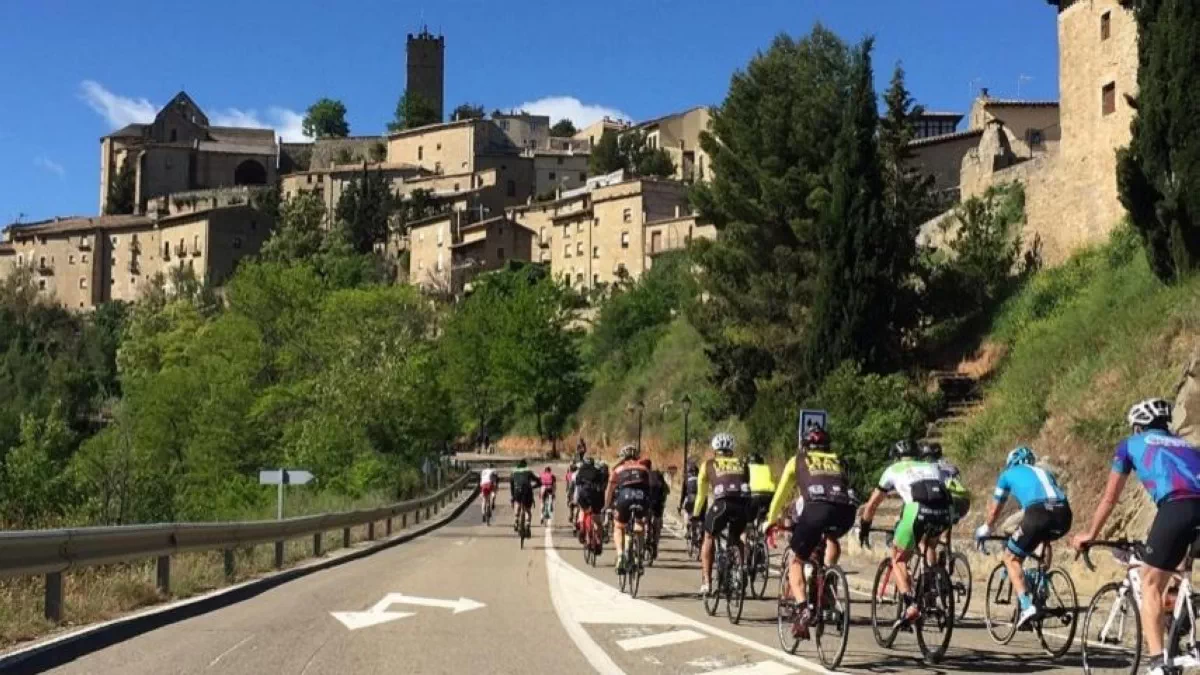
[29,469,1105,674]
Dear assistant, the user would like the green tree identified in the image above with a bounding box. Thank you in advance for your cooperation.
[261,193,327,262]
[336,167,396,254]
[550,119,578,137]
[451,103,485,120]
[301,98,350,139]
[587,129,675,178]
[590,130,623,174]
[1117,0,1200,283]
[389,90,439,132]
[105,159,136,215]
[369,141,387,162]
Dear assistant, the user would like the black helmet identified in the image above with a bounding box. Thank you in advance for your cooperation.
[919,442,943,461]
[890,440,917,460]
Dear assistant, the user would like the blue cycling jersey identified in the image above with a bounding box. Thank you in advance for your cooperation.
[993,464,1067,508]
[1112,431,1200,505]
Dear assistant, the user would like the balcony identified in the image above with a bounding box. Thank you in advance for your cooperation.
[174,245,186,258]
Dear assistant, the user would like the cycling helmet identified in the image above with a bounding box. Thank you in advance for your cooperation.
[1127,398,1173,430]
[748,453,764,464]
[619,444,639,461]
[1006,446,1036,468]
[890,440,916,460]
[544,466,552,473]
[919,442,943,461]
[711,432,736,455]
[583,457,595,467]
[517,459,527,468]
[802,427,831,451]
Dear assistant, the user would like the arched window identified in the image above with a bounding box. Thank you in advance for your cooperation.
[233,159,267,185]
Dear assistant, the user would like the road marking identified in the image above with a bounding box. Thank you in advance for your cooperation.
[330,610,414,630]
[703,661,798,675]
[207,635,254,668]
[616,629,706,651]
[544,527,627,675]
[372,592,486,614]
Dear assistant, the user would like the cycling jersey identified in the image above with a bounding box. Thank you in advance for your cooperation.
[1112,431,1200,505]
[749,463,776,495]
[683,474,699,498]
[693,456,750,518]
[993,464,1067,508]
[511,468,540,494]
[878,460,950,507]
[540,471,556,489]
[479,468,498,486]
[612,460,651,490]
[765,451,856,525]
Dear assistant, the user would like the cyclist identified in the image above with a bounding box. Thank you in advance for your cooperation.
[748,453,777,527]
[606,445,652,573]
[479,463,499,521]
[974,445,1071,631]
[566,461,579,531]
[858,440,953,626]
[920,441,972,567]
[540,465,556,524]
[576,436,588,462]
[1073,398,1200,675]
[764,426,857,638]
[574,457,606,547]
[510,460,540,535]
[694,433,751,595]
[644,459,669,556]
[680,461,700,516]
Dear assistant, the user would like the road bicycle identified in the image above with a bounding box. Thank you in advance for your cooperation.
[541,488,555,525]
[703,520,748,625]
[979,535,1077,659]
[1080,538,1200,675]
[866,524,956,664]
[580,508,604,567]
[685,514,703,561]
[746,515,772,599]
[481,488,494,526]
[618,505,648,598]
[874,529,972,622]
[516,501,533,549]
[645,513,661,566]
[776,531,851,669]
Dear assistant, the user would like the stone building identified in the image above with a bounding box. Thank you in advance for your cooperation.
[406,211,534,294]
[574,117,631,150]
[914,112,964,139]
[1,186,272,310]
[529,149,590,197]
[407,28,445,123]
[629,107,713,183]
[99,92,277,215]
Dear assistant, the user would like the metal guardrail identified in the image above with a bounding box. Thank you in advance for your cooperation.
[0,464,477,622]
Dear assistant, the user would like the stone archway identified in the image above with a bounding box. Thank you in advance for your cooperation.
[233,159,267,186]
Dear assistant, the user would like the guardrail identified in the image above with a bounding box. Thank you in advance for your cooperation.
[0,465,477,622]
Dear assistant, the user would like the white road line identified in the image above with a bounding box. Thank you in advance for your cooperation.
[702,661,798,675]
[543,527,628,675]
[616,629,706,651]
[206,635,253,669]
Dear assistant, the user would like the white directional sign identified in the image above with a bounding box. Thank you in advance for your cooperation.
[331,592,486,630]
[258,469,314,485]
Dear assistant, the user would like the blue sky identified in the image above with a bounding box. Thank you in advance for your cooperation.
[0,0,1059,224]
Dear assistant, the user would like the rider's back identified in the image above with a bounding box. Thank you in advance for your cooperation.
[995,463,1066,507]
[1113,431,1200,504]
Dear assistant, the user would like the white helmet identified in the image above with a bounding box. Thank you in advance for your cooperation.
[1127,398,1172,429]
[711,432,735,454]
[619,444,639,461]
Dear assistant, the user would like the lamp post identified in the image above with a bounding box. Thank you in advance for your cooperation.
[680,393,692,512]
[635,399,645,452]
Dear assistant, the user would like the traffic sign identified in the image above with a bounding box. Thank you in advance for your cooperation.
[258,469,314,485]
[798,409,828,443]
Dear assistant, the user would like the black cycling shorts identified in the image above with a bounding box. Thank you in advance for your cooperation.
[1144,497,1200,571]
[790,501,856,559]
[1007,501,1072,559]
[951,496,971,524]
[512,487,534,508]
[614,487,650,524]
[704,497,749,541]
[576,486,604,513]
[651,493,667,517]
[749,493,773,523]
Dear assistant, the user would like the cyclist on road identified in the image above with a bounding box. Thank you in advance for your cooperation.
[680,462,700,516]
[693,433,751,595]
[573,457,606,548]
[974,445,1072,631]
[859,440,953,627]
[644,459,669,554]
[920,441,972,567]
[764,426,857,639]
[540,465,556,523]
[510,460,540,534]
[479,464,499,520]
[1073,398,1200,675]
[748,453,776,526]
[606,445,652,573]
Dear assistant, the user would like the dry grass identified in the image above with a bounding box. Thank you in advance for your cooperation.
[0,493,465,651]
[956,341,1007,381]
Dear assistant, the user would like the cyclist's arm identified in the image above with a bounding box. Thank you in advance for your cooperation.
[859,488,887,523]
[765,457,798,526]
[604,467,618,508]
[692,463,710,519]
[982,473,1010,530]
[1080,470,1129,540]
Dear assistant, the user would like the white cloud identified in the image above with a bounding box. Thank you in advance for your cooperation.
[512,96,630,128]
[208,107,307,142]
[34,156,65,178]
[79,80,156,128]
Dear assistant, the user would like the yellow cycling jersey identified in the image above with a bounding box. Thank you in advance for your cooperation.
[749,463,776,495]
[692,455,749,518]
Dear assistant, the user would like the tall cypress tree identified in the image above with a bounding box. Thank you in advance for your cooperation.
[336,166,395,254]
[1117,0,1200,282]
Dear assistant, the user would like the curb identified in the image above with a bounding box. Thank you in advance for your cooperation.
[0,485,480,675]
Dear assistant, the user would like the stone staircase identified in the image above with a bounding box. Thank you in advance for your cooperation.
[923,371,982,444]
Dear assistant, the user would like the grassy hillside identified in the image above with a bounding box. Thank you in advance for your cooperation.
[946,226,1200,533]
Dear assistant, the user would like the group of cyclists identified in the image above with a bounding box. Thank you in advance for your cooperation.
[476,395,1200,675]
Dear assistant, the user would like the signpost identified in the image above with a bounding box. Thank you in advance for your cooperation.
[259,469,314,520]
[798,409,829,445]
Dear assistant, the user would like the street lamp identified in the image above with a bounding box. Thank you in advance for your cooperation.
[680,393,692,512]
[635,399,645,452]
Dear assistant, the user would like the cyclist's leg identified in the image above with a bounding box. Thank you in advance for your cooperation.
[613,490,631,568]
[701,501,724,589]
[1141,499,1200,662]
[788,502,824,604]
[891,502,922,597]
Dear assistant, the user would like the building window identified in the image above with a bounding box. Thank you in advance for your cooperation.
[170,129,177,142]
[579,172,586,182]
[111,236,118,248]
[539,227,546,242]
[193,235,200,253]
[621,231,630,248]
[576,221,583,233]
[1101,11,1111,40]
[576,242,583,256]
[418,146,423,161]
[453,183,459,192]
[1102,82,1116,116]
[564,244,571,258]
[69,255,75,265]
[110,257,116,267]
[79,278,87,289]
[593,246,599,259]
[593,218,599,228]
[497,247,505,261]
[622,208,632,223]
[163,242,171,260]
[436,143,442,151]
[38,279,46,291]
[82,254,88,263]
[593,273,600,285]
[1028,129,1045,148]
[507,180,516,197]
[576,272,583,284]
[563,225,570,239]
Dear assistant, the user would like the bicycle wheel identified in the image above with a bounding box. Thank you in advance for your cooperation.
[871,557,901,648]
[749,540,770,600]
[1036,568,1078,660]
[915,564,955,664]
[618,539,630,594]
[688,525,701,561]
[984,562,1017,643]
[519,511,528,549]
[776,550,801,654]
[725,543,747,625]
[630,533,644,598]
[949,551,972,621]
[704,548,724,616]
[815,565,851,670]
[1081,581,1141,675]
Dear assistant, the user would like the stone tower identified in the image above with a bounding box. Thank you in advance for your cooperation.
[406,27,445,124]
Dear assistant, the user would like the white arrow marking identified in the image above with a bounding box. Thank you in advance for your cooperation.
[374,592,486,614]
[330,610,414,630]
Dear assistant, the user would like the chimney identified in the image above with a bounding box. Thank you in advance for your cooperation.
[981,87,990,99]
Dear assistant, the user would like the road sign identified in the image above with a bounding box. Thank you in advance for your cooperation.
[331,592,486,630]
[798,409,829,443]
[258,469,314,485]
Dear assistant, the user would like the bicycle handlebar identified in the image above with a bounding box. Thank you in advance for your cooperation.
[1076,539,1141,572]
